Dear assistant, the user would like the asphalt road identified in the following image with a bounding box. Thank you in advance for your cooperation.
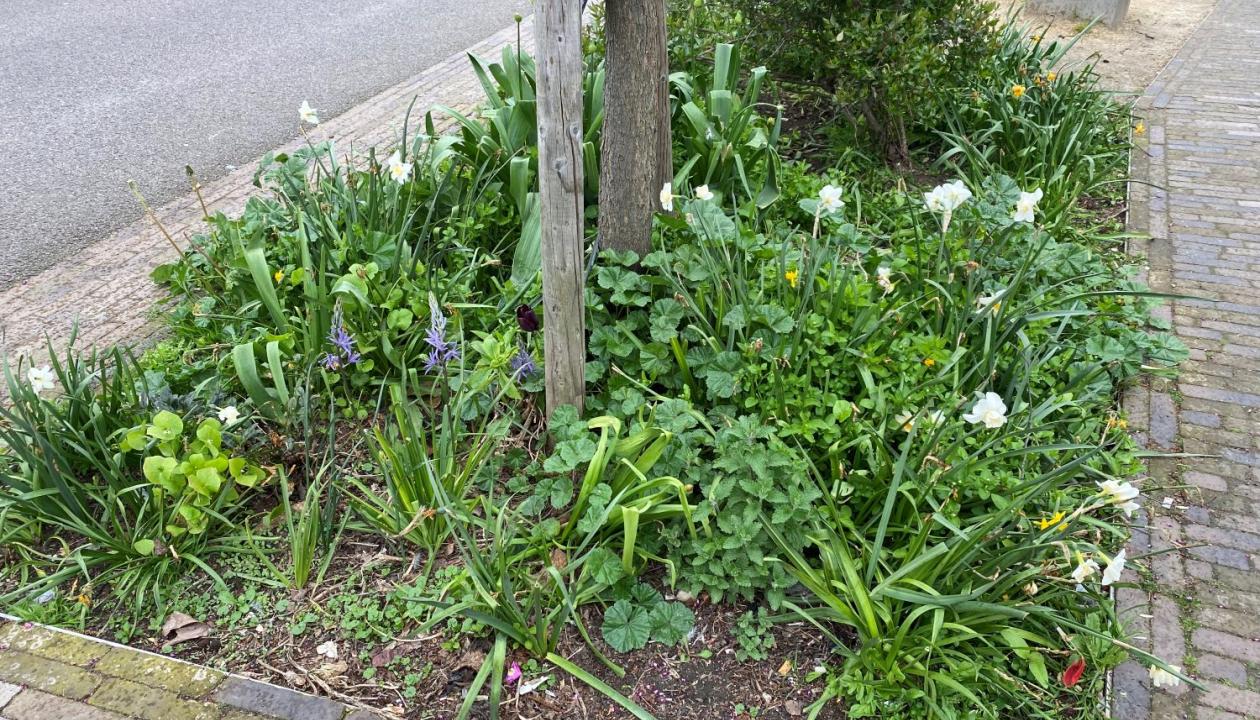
[0,0,532,290]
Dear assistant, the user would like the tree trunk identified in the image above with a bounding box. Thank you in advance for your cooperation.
[536,0,587,417]
[600,0,672,256]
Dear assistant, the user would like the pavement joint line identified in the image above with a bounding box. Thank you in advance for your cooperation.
[0,16,536,371]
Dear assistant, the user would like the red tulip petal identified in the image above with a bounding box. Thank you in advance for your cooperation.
[1062,658,1087,688]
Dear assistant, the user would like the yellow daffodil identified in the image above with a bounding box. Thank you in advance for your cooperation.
[785,270,799,288]
[1037,510,1067,531]
[1011,84,1027,99]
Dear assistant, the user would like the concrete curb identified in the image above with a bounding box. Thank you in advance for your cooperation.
[0,17,536,370]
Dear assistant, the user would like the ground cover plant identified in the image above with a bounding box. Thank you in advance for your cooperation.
[0,8,1189,720]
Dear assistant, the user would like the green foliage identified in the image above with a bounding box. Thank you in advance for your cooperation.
[938,20,1130,229]
[120,411,263,539]
[733,608,775,662]
[600,582,694,652]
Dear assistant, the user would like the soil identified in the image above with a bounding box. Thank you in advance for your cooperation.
[1003,0,1218,92]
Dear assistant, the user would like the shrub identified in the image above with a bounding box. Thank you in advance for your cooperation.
[702,0,999,163]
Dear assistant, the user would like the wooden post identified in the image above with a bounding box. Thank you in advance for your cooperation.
[536,0,586,417]
[600,0,672,255]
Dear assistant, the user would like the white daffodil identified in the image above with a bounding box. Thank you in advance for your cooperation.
[695,185,714,201]
[315,640,338,659]
[894,411,916,433]
[26,365,56,394]
[1071,556,1100,584]
[876,266,895,294]
[217,406,241,426]
[963,392,1008,429]
[1149,665,1181,689]
[299,100,320,125]
[976,289,1005,315]
[818,185,844,214]
[1097,479,1141,517]
[660,182,674,212]
[1013,188,1044,223]
[923,180,972,227]
[386,151,412,184]
[1101,549,1127,586]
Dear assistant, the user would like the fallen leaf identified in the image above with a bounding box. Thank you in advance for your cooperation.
[160,612,210,644]
[519,675,549,695]
[778,659,793,676]
[316,660,348,678]
[785,699,803,716]
[371,643,403,668]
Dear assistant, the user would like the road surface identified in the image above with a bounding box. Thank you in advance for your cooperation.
[0,0,532,290]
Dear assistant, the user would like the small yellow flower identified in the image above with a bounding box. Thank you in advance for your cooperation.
[77,593,91,607]
[1037,510,1068,531]
[1030,34,1042,42]
[1134,121,1146,136]
[923,357,936,368]
[1046,71,1057,83]
[274,270,284,283]
[1106,416,1129,431]
[1011,84,1027,99]
[785,270,799,288]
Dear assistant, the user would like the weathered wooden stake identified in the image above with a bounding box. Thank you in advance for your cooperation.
[536,0,587,417]
[600,0,672,255]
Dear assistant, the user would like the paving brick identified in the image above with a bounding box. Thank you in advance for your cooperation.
[87,678,218,720]
[0,651,100,700]
[1193,628,1260,664]
[0,681,18,708]
[1201,682,1260,717]
[1196,653,1248,686]
[212,677,345,720]
[0,623,107,667]
[93,648,223,697]
[2,689,128,720]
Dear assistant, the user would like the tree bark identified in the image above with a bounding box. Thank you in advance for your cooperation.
[600,0,672,256]
[536,0,587,417]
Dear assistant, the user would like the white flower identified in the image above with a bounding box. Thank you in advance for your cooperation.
[963,392,1008,429]
[299,100,320,125]
[1012,188,1043,223]
[976,289,1005,315]
[1102,549,1126,586]
[660,182,674,212]
[923,180,971,233]
[26,365,56,394]
[924,410,945,426]
[894,411,916,433]
[695,185,714,201]
[386,151,412,184]
[1097,479,1141,517]
[1071,557,1100,584]
[217,406,241,426]
[876,266,895,294]
[315,640,338,659]
[1149,665,1181,689]
[818,185,844,214]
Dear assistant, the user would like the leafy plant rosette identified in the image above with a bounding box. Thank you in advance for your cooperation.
[119,410,264,545]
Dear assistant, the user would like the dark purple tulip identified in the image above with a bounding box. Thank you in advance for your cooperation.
[516,304,540,333]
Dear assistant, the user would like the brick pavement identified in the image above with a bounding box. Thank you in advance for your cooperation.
[1115,1,1260,718]
[0,619,380,720]
[0,17,535,371]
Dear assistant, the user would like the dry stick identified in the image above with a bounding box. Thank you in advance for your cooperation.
[185,165,211,220]
[126,180,228,281]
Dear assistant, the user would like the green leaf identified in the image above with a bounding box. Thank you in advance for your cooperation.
[143,456,182,493]
[147,411,183,442]
[601,600,652,653]
[585,548,624,586]
[132,539,156,556]
[648,602,694,646]
[187,467,223,497]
